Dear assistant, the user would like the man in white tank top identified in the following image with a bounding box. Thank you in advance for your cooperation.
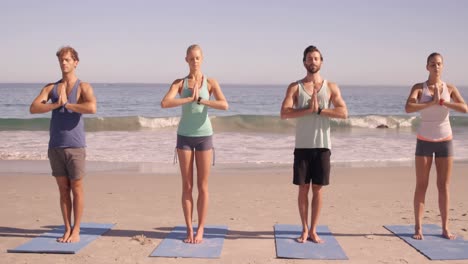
[280,45,348,243]
[405,52,467,240]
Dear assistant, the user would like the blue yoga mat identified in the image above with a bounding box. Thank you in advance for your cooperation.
[274,224,348,259]
[7,223,114,254]
[150,225,228,258]
[384,224,468,260]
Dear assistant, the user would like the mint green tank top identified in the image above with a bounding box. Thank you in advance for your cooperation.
[177,76,213,137]
[295,80,331,149]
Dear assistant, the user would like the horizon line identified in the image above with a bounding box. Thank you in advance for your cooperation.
[3,82,463,87]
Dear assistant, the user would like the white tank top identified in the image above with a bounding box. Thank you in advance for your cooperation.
[295,80,331,149]
[417,82,452,141]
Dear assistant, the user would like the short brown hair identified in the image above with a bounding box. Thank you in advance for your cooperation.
[56,46,79,61]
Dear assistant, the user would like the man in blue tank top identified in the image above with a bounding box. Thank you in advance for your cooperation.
[30,46,97,243]
[280,45,348,243]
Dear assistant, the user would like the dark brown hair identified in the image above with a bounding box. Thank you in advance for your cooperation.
[303,45,323,62]
[427,52,442,65]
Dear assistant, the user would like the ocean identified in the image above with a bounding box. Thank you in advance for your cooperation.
[1,82,468,167]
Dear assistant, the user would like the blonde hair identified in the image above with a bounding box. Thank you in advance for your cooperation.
[186,44,203,56]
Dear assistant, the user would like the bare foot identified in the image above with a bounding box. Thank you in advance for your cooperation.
[296,230,308,243]
[65,230,80,243]
[442,229,456,240]
[57,229,71,243]
[194,227,204,244]
[308,232,324,243]
[184,229,194,243]
[413,227,423,240]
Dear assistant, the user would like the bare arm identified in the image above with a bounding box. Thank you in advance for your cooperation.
[29,84,61,114]
[405,83,438,113]
[199,78,228,110]
[444,84,468,113]
[320,82,347,119]
[64,82,97,114]
[280,82,316,119]
[160,79,193,108]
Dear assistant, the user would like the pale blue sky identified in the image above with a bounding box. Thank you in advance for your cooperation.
[1,0,467,85]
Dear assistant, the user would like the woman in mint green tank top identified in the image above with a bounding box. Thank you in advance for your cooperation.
[161,44,228,244]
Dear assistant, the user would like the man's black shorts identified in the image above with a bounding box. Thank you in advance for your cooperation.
[293,148,331,186]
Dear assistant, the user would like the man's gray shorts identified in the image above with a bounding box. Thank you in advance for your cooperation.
[48,148,86,180]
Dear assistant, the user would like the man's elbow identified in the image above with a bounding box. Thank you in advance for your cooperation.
[341,112,348,119]
[222,102,229,111]
[88,104,97,114]
[29,104,39,114]
[338,108,348,119]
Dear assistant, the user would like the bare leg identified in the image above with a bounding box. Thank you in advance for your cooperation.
[55,176,72,243]
[178,149,195,243]
[309,184,324,243]
[435,156,456,240]
[297,184,310,243]
[193,149,212,244]
[413,156,432,240]
[66,179,84,243]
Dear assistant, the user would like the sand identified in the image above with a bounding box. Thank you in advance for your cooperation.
[1,161,468,264]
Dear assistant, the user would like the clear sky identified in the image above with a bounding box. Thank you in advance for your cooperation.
[1,0,467,85]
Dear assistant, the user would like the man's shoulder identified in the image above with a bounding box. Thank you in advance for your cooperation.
[41,82,56,92]
[288,81,300,89]
[325,80,338,88]
[325,80,340,94]
[78,81,94,90]
[43,82,56,88]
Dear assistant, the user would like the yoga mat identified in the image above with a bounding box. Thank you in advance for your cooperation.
[150,225,228,258]
[274,224,348,259]
[385,224,468,260]
[8,223,114,254]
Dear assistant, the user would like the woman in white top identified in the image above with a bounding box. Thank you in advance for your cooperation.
[405,52,467,240]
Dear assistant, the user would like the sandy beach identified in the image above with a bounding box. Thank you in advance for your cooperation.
[1,161,468,264]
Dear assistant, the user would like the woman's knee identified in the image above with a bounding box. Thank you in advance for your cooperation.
[436,181,450,193]
[182,183,193,194]
[197,181,209,194]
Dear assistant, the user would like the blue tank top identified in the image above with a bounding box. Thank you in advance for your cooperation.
[48,80,86,148]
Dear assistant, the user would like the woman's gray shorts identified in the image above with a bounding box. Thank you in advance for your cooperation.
[415,139,453,157]
[176,135,213,151]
